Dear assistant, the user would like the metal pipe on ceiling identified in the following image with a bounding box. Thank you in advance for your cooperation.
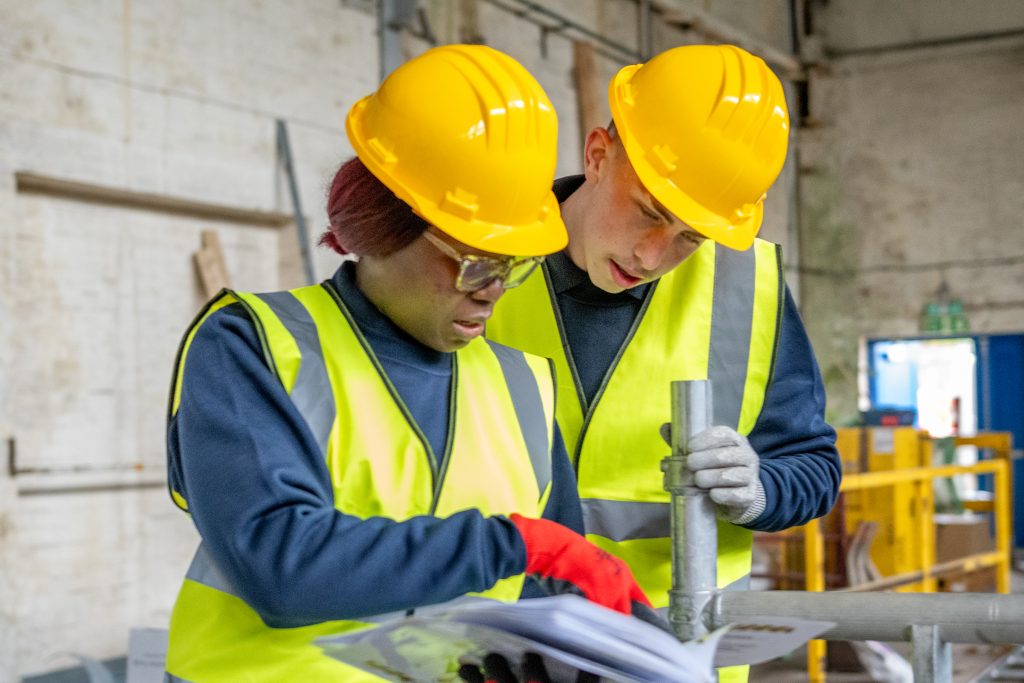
[481,0,642,63]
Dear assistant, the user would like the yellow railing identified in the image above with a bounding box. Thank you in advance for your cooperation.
[799,433,1014,682]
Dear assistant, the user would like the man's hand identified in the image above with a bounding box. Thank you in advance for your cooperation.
[661,423,766,524]
[686,425,765,524]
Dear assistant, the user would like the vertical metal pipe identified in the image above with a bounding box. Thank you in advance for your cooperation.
[275,119,315,285]
[662,380,716,641]
[378,0,415,83]
[911,624,952,683]
[637,0,654,61]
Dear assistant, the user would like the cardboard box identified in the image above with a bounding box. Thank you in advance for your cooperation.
[934,514,995,564]
[935,515,1000,593]
[939,567,997,593]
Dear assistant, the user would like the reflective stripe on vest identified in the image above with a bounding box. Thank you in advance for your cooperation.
[485,339,554,496]
[487,239,782,608]
[166,282,556,683]
[254,291,336,456]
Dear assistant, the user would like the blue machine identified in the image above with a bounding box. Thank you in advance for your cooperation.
[867,333,1024,551]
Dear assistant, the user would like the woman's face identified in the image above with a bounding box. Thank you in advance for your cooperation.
[355,230,507,352]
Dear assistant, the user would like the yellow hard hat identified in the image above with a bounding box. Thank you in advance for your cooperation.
[609,44,790,251]
[346,45,566,257]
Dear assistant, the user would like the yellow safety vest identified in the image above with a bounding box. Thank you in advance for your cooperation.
[489,240,780,683]
[487,239,781,602]
[164,282,556,683]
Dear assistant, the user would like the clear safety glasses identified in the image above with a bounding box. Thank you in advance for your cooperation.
[422,230,544,293]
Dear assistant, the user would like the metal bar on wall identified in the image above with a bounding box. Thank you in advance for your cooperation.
[14,172,293,228]
[378,0,417,81]
[482,0,641,63]
[275,119,316,285]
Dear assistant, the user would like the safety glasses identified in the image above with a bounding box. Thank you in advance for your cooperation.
[422,230,544,292]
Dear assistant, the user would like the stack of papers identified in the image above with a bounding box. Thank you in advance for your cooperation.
[319,595,720,682]
[318,595,835,682]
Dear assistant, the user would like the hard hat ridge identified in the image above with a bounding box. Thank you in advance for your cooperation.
[608,44,790,251]
[346,44,566,257]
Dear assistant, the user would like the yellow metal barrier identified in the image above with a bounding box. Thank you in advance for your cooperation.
[795,430,1014,681]
[803,516,827,682]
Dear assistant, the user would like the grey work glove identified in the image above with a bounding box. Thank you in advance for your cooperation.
[661,423,766,524]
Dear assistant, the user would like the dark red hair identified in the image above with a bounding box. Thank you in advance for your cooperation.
[318,157,428,257]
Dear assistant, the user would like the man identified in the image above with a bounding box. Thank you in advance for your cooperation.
[163,45,649,682]
[487,43,842,677]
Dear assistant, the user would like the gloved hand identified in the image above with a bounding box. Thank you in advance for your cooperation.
[509,513,651,615]
[685,425,766,524]
[458,652,599,683]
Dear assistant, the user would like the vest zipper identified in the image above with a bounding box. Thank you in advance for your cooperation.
[547,278,659,472]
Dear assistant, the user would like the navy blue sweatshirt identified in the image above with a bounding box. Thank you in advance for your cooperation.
[167,262,582,626]
[550,176,841,532]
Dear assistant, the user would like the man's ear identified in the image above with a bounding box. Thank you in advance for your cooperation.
[582,127,614,183]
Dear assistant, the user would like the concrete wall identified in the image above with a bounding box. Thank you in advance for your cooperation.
[0,1,380,678]
[798,29,1024,423]
[0,1,802,678]
[816,0,1024,54]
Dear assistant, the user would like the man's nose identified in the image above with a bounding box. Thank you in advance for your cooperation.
[635,228,675,271]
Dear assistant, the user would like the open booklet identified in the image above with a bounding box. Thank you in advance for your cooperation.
[318,595,834,682]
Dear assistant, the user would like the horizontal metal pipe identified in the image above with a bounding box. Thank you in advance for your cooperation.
[15,172,293,228]
[482,0,641,63]
[827,27,1024,58]
[17,480,166,497]
[651,0,803,76]
[711,591,1024,644]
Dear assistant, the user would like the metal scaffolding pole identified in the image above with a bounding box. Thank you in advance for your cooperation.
[662,380,717,641]
[664,382,1024,681]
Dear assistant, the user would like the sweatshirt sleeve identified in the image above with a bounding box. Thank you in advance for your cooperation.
[744,287,843,532]
[168,304,527,628]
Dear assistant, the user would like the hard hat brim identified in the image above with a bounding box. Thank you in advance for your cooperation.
[410,190,568,257]
[346,98,568,258]
[609,65,763,252]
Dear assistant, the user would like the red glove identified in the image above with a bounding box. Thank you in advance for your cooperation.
[509,513,652,615]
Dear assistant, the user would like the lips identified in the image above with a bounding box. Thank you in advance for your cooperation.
[452,314,489,340]
[609,260,643,288]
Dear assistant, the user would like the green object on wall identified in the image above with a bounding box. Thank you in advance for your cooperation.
[920,299,969,334]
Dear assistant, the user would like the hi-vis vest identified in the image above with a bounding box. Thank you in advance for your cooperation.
[165,282,556,683]
[487,239,782,608]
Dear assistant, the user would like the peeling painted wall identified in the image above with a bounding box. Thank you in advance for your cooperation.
[0,1,380,678]
[799,37,1024,424]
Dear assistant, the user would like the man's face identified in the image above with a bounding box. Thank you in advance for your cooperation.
[567,130,706,293]
[356,230,506,352]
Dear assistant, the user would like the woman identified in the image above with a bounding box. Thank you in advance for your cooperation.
[163,45,649,682]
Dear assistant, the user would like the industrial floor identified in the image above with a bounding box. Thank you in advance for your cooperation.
[749,566,1024,682]
[749,642,1021,682]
